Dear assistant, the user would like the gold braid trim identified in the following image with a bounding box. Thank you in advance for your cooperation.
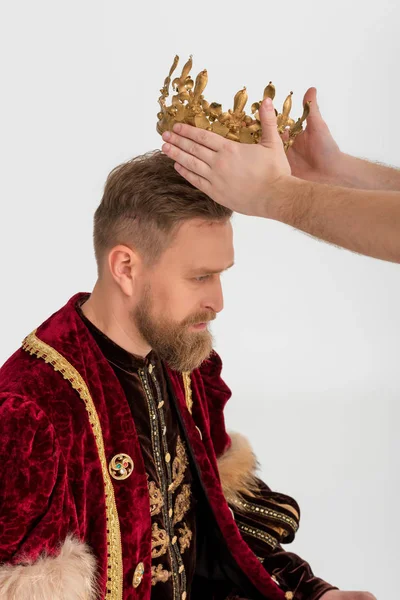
[22,330,123,600]
[231,498,299,536]
[236,521,278,550]
[182,372,193,414]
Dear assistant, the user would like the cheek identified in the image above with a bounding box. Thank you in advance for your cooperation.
[155,281,199,322]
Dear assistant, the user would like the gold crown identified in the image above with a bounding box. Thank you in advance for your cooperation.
[157,56,310,151]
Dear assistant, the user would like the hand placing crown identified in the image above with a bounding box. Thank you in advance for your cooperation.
[157,55,310,151]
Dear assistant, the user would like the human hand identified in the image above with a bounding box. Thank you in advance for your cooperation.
[320,590,376,600]
[286,87,343,185]
[161,98,291,218]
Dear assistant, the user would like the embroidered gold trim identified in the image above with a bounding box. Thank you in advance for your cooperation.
[169,436,189,494]
[140,366,186,599]
[236,521,278,550]
[178,522,193,554]
[22,330,123,600]
[151,522,170,558]
[231,498,299,534]
[182,372,193,414]
[268,498,300,521]
[173,484,191,526]
[152,564,172,586]
[148,478,164,517]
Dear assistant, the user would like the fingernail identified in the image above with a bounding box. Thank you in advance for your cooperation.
[162,143,171,152]
[173,123,182,133]
[163,131,171,140]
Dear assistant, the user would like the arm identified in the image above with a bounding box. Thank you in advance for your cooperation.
[230,477,337,600]
[329,154,400,191]
[268,176,400,262]
[161,90,400,263]
[200,354,336,600]
[0,396,95,599]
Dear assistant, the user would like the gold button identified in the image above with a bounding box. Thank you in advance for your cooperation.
[132,562,145,588]
[158,400,164,409]
[149,364,154,373]
[179,565,184,573]
[182,592,187,600]
[171,536,177,544]
[169,508,173,518]
[109,454,134,481]
[165,453,171,463]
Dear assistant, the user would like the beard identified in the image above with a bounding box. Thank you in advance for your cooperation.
[133,285,216,372]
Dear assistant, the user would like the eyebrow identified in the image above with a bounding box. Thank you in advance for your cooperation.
[189,262,235,276]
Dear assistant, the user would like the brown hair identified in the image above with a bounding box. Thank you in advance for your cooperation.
[93,150,232,271]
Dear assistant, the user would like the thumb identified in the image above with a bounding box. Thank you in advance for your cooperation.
[303,87,324,130]
[259,98,282,148]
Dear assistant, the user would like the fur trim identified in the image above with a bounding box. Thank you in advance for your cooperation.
[217,432,259,504]
[0,535,99,600]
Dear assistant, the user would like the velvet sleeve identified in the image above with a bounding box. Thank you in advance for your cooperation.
[231,478,338,600]
[0,396,69,564]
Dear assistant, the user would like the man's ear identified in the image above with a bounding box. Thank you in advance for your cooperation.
[108,244,141,297]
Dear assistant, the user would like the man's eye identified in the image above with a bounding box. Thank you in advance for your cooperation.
[194,275,210,282]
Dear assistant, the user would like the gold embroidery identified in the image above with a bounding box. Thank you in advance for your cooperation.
[22,330,123,600]
[231,497,299,535]
[182,372,193,414]
[236,521,278,549]
[151,522,170,558]
[148,479,164,517]
[173,484,191,526]
[140,367,185,599]
[268,498,300,521]
[178,522,192,554]
[152,564,172,586]
[169,436,189,494]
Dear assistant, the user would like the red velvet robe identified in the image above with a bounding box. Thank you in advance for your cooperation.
[0,293,336,600]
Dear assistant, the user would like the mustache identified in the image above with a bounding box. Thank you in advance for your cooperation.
[182,311,217,327]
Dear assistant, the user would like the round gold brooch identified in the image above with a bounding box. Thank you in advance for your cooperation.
[109,453,134,480]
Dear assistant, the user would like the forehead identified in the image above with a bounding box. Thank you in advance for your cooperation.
[162,218,234,270]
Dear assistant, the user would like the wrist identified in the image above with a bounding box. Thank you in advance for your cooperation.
[265,175,315,227]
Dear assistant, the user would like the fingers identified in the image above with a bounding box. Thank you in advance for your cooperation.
[162,130,215,167]
[168,123,224,152]
[173,162,212,197]
[162,141,211,181]
[259,98,282,148]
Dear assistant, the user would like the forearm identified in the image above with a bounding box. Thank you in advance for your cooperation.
[332,154,400,191]
[270,177,400,263]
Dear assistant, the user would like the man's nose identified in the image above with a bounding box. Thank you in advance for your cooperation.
[204,279,224,314]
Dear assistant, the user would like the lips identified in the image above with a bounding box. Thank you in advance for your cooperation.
[191,322,207,329]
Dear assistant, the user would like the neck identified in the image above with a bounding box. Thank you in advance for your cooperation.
[81,281,152,358]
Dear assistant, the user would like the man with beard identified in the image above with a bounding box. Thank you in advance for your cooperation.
[0,152,373,600]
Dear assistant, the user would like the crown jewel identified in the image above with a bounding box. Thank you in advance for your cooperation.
[157,56,310,151]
